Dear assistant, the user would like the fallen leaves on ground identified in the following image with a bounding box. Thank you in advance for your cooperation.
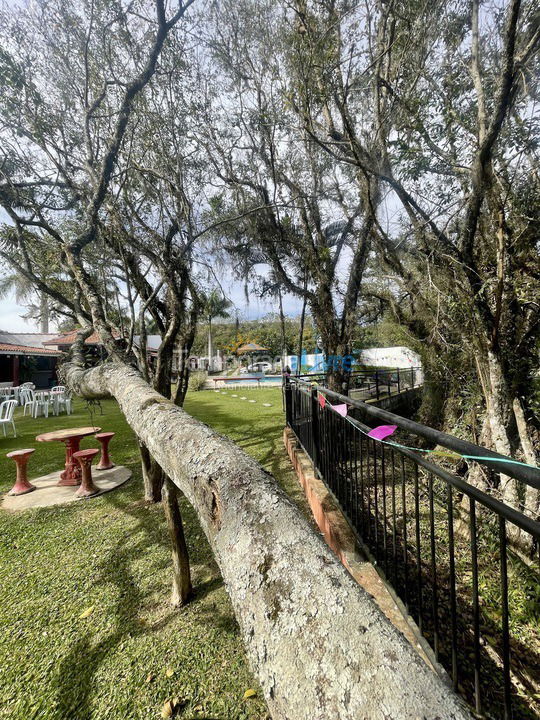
[78,606,94,619]
[161,699,175,718]
[161,697,185,718]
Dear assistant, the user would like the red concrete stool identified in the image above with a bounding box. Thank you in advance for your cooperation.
[7,449,36,495]
[95,432,115,471]
[73,449,100,498]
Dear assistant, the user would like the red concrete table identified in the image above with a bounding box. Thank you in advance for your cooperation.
[36,426,101,486]
[7,448,36,495]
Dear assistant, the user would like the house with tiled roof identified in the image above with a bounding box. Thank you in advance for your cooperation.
[41,330,201,378]
[0,332,62,388]
[43,329,108,350]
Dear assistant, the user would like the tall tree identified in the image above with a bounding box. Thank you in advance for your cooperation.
[199,0,378,389]
[0,0,197,603]
[284,0,540,509]
[199,288,232,362]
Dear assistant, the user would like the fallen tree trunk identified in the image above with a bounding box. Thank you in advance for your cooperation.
[66,359,470,720]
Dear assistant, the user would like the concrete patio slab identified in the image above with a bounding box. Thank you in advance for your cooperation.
[2,465,131,512]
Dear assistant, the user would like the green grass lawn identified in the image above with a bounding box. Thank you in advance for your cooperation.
[0,389,296,720]
[183,388,306,510]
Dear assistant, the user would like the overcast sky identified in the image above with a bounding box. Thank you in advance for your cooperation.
[0,277,305,332]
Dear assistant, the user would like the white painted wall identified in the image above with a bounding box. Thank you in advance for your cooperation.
[358,346,421,368]
[284,346,422,372]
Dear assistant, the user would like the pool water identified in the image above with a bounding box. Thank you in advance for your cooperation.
[224,376,282,385]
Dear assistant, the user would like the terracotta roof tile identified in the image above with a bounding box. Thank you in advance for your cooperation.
[43,330,104,346]
[0,342,61,356]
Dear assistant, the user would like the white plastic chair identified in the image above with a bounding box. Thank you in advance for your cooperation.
[32,391,52,418]
[51,386,72,415]
[21,388,35,416]
[0,388,13,402]
[0,400,17,437]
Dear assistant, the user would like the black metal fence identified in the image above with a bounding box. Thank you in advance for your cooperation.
[285,377,540,720]
[294,366,423,400]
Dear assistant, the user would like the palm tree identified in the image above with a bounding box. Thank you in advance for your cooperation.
[0,273,50,332]
[200,289,232,365]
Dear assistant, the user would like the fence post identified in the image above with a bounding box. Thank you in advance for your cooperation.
[284,377,292,426]
[397,368,401,394]
[411,368,414,389]
[375,371,380,400]
[311,385,320,472]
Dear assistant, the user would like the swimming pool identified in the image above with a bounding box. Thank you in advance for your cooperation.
[223,376,282,385]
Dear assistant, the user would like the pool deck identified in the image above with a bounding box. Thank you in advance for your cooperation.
[206,375,283,389]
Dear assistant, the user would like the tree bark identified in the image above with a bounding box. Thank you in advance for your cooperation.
[278,288,287,364]
[513,397,539,520]
[296,295,307,375]
[174,352,191,408]
[64,358,470,720]
[173,307,197,408]
[139,441,164,503]
[39,293,49,334]
[485,350,519,508]
[162,476,192,606]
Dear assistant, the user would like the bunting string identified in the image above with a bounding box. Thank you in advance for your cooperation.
[317,392,540,472]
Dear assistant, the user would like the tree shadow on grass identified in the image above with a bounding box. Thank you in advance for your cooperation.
[53,503,164,717]
[52,397,290,718]
[52,482,224,720]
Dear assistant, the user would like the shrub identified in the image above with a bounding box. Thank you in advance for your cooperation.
[188,371,208,391]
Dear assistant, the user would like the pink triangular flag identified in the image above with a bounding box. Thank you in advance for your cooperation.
[331,403,348,417]
[318,393,326,408]
[367,424,397,440]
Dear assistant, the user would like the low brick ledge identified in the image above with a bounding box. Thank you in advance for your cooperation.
[283,426,441,675]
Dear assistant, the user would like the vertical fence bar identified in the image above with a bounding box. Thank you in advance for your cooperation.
[499,517,512,719]
[470,498,481,715]
[428,473,439,661]
[366,434,372,542]
[347,417,353,516]
[324,402,331,484]
[373,439,379,561]
[338,412,345,505]
[397,369,401,394]
[359,429,366,534]
[309,388,314,459]
[329,404,336,496]
[400,455,409,609]
[353,421,360,527]
[447,485,458,690]
[342,415,349,513]
[311,386,319,472]
[381,445,388,576]
[335,411,341,500]
[414,464,423,632]
[285,378,292,427]
[391,450,398,587]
